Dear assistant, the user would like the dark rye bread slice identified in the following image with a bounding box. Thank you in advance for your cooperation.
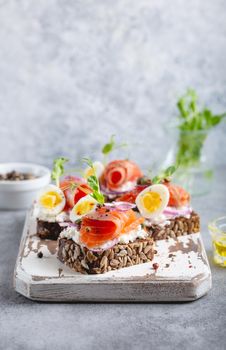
[58,236,155,274]
[37,211,200,242]
[147,211,200,240]
[36,220,64,240]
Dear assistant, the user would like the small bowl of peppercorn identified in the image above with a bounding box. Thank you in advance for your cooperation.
[0,163,51,210]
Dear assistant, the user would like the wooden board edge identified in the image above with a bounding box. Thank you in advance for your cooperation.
[14,268,212,302]
[13,211,212,302]
[13,210,32,297]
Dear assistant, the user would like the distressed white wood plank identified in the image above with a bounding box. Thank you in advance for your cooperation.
[14,211,212,302]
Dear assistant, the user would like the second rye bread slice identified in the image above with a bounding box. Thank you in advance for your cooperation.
[146,211,200,240]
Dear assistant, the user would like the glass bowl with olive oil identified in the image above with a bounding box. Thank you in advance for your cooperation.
[208,216,226,267]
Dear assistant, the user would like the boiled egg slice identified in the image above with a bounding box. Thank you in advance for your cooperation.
[84,161,104,179]
[37,184,66,215]
[70,194,98,222]
[135,184,169,219]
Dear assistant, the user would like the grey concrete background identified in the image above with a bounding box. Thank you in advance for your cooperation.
[0,0,226,349]
[0,0,226,169]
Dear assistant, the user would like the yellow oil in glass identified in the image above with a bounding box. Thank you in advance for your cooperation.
[212,236,226,266]
[208,217,226,267]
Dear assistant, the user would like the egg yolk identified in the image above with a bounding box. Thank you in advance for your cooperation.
[141,191,162,213]
[40,191,62,209]
[85,168,94,178]
[75,201,95,216]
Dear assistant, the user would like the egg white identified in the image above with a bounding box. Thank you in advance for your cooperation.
[135,184,169,219]
[37,184,66,215]
[70,194,98,222]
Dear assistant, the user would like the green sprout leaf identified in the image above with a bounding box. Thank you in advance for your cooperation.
[164,165,178,177]
[102,135,115,155]
[51,157,69,187]
[152,164,179,184]
[82,158,105,205]
[82,157,93,169]
[87,175,99,192]
[101,135,127,163]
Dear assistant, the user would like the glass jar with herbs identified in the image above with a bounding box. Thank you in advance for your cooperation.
[163,89,226,196]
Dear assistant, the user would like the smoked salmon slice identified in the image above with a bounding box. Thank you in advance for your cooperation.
[80,208,144,248]
[164,182,190,207]
[101,160,143,191]
[116,185,147,203]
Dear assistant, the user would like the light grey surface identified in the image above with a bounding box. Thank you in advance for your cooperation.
[0,0,226,349]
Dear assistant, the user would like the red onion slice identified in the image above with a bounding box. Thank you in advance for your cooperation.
[163,207,192,217]
[104,201,136,211]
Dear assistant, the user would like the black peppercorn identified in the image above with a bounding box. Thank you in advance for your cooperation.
[37,251,43,258]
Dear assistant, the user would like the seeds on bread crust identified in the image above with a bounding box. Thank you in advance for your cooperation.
[58,236,155,275]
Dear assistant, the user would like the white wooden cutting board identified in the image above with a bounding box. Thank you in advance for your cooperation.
[14,211,212,302]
